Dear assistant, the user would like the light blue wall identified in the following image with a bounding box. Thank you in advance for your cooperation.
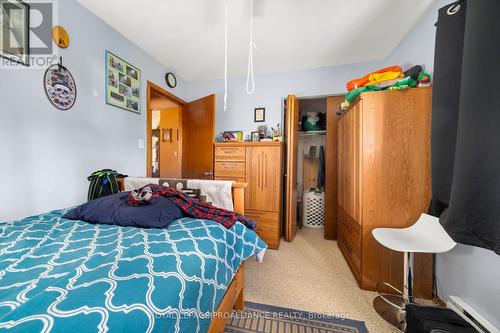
[186,0,500,327]
[0,0,187,220]
[437,245,500,328]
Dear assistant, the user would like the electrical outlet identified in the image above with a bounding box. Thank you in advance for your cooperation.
[138,139,145,149]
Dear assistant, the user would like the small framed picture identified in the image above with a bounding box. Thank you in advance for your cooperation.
[251,131,260,142]
[254,107,265,122]
[223,131,243,142]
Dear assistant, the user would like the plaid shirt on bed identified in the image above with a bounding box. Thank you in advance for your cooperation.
[128,184,257,230]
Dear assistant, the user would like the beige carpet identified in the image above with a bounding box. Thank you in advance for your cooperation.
[245,227,399,333]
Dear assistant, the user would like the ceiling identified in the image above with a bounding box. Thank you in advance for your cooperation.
[79,0,433,82]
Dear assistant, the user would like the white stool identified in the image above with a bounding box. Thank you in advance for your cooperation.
[372,213,456,331]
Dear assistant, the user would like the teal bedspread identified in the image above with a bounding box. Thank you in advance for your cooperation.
[0,209,267,333]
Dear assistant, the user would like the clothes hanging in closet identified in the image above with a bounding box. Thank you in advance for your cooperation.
[317,145,325,191]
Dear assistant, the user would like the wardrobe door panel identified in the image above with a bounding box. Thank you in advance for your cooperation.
[337,100,362,222]
[324,95,344,239]
[246,146,279,212]
[360,88,432,296]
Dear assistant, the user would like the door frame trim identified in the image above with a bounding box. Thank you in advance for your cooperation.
[146,81,186,177]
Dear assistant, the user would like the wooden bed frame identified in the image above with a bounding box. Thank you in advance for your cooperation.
[117,179,247,332]
[207,182,247,333]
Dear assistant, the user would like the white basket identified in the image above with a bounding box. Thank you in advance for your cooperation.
[302,190,325,228]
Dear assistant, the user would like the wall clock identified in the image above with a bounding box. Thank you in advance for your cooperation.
[165,72,177,88]
[44,60,77,110]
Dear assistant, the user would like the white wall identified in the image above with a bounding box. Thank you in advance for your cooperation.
[0,0,187,220]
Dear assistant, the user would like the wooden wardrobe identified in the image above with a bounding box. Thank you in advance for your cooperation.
[337,87,433,298]
[214,142,283,249]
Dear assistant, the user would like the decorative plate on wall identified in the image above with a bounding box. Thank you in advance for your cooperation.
[44,63,77,110]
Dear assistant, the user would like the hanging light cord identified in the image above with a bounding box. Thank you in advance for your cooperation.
[223,0,229,112]
[246,0,257,95]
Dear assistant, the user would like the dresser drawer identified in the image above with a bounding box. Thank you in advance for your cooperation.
[214,161,246,178]
[245,210,279,230]
[245,210,280,249]
[338,207,361,256]
[215,146,246,161]
[255,225,280,249]
[214,176,246,184]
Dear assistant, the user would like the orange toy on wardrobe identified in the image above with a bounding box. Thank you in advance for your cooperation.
[346,65,403,91]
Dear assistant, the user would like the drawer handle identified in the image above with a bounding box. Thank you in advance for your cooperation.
[264,153,268,188]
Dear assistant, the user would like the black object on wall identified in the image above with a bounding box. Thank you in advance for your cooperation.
[429,0,500,255]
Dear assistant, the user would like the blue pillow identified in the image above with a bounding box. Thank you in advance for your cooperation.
[63,192,184,229]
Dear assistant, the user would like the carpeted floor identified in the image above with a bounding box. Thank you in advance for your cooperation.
[245,227,399,333]
[225,301,368,332]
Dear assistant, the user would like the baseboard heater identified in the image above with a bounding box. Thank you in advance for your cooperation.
[447,296,499,333]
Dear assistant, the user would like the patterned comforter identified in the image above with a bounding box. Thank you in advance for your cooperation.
[0,209,267,333]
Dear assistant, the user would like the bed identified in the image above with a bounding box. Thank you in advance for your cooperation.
[0,182,266,333]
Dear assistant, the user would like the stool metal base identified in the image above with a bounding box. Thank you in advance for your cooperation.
[373,295,406,332]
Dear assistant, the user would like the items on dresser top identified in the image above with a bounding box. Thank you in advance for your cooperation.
[214,142,283,249]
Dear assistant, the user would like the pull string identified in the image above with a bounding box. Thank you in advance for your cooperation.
[246,0,257,95]
[223,0,229,112]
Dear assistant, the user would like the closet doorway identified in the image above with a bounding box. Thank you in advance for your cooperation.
[146,81,216,179]
[283,94,345,242]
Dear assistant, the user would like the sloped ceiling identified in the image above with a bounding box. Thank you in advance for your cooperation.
[78,0,434,82]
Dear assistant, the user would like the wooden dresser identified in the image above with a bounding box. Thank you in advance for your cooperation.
[214,142,283,249]
[337,87,433,298]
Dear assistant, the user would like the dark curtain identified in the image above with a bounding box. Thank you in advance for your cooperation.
[429,0,500,255]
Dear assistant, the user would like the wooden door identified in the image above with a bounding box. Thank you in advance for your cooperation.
[246,146,280,212]
[284,95,299,241]
[337,100,362,222]
[324,96,345,239]
[159,107,182,178]
[182,94,216,179]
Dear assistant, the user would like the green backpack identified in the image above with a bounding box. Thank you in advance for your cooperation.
[87,169,125,201]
